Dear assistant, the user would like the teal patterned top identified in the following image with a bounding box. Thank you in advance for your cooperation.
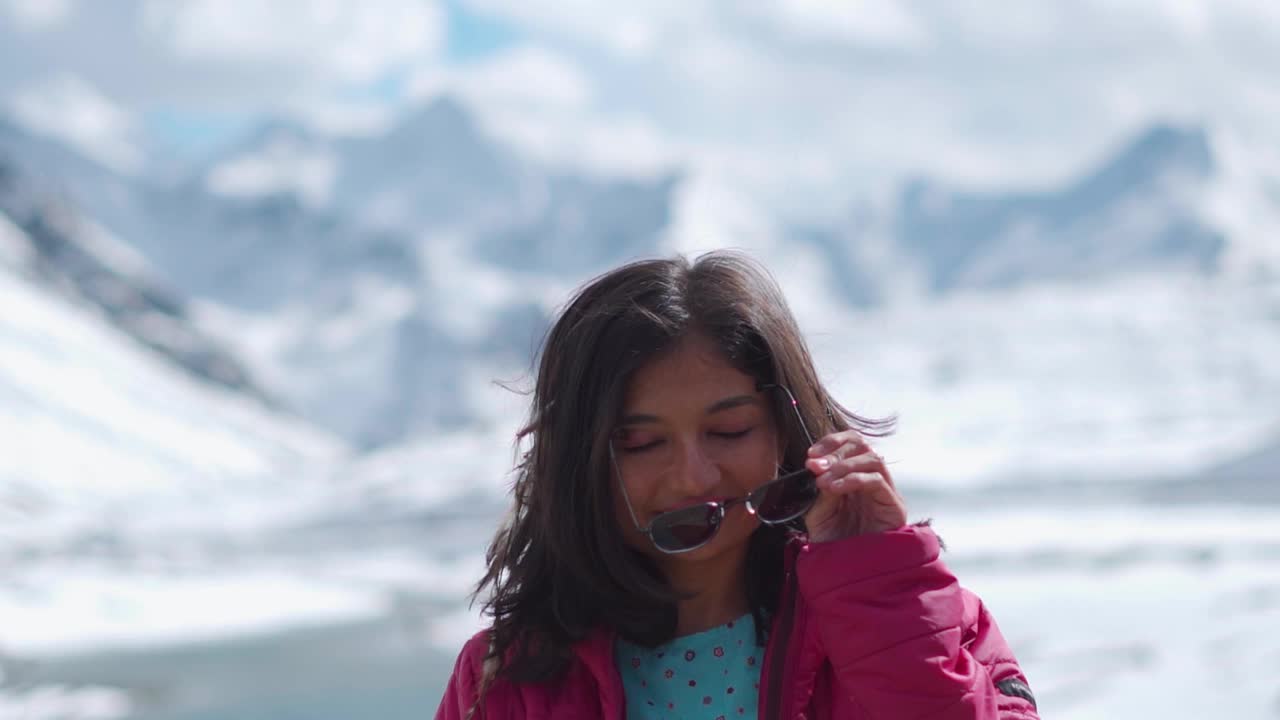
[614,613,764,719]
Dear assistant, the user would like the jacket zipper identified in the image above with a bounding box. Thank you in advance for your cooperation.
[764,566,799,720]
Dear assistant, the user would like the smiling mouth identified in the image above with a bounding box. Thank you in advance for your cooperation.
[656,496,731,514]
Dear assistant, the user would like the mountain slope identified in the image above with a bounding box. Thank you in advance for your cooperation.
[158,97,677,443]
[0,213,345,550]
[0,155,268,399]
[894,125,1225,292]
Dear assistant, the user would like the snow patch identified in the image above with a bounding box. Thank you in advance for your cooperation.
[206,136,338,207]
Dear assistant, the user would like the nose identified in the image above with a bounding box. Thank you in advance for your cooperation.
[668,437,720,496]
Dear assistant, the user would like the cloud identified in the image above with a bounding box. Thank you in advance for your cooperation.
[408,45,680,177]
[412,45,590,111]
[444,0,1280,206]
[285,99,399,136]
[0,0,446,130]
[459,0,705,60]
[3,0,73,31]
[139,0,443,84]
[8,73,143,173]
[3,0,1279,214]
[751,0,931,51]
[205,135,337,206]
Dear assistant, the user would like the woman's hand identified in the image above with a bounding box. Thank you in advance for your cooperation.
[802,430,907,543]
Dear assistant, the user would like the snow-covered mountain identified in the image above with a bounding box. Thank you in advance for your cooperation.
[198,97,677,280]
[0,155,267,400]
[333,97,528,231]
[7,100,1280,462]
[2,97,677,445]
[764,121,1280,489]
[157,98,676,444]
[783,122,1277,313]
[893,125,1226,293]
[9,90,1280,467]
[0,211,345,550]
[0,116,154,254]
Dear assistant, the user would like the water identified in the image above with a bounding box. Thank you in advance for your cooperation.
[10,613,456,719]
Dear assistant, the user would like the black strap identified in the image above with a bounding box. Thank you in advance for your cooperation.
[995,678,1037,709]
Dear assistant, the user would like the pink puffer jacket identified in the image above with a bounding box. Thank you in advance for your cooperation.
[436,524,1040,719]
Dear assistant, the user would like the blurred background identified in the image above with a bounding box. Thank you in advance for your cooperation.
[1,0,1279,718]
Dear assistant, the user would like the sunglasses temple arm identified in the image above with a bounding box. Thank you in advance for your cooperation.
[759,383,816,448]
[609,443,649,534]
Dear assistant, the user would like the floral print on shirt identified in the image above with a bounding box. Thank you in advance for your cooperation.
[615,614,764,720]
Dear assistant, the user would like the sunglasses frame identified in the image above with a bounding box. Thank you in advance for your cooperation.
[610,382,818,554]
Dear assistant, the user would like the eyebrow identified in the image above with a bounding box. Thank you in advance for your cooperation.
[618,394,760,426]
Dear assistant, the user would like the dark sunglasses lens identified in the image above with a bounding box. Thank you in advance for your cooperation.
[650,503,721,553]
[752,469,818,522]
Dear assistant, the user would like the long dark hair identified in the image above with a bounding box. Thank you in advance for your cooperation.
[473,251,894,692]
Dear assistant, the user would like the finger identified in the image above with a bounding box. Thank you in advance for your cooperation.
[819,471,894,495]
[828,438,874,462]
[831,478,905,521]
[807,439,869,478]
[807,429,863,458]
[819,456,880,484]
[808,447,880,477]
[814,467,875,490]
[842,458,898,493]
[880,464,897,491]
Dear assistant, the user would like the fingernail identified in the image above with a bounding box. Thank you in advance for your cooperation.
[815,458,830,470]
[831,478,844,488]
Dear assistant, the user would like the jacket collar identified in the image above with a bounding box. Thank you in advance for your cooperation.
[571,626,625,720]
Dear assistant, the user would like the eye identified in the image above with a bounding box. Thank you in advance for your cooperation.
[711,427,754,440]
[615,429,664,454]
[621,439,664,454]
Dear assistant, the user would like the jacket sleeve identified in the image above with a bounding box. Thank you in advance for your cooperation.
[795,524,1039,719]
[434,631,491,720]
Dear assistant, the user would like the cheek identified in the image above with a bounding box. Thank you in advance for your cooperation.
[729,436,782,488]
[613,457,663,517]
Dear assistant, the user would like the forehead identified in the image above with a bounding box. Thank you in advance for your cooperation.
[622,334,757,412]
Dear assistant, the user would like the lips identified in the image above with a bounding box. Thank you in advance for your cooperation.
[655,496,730,514]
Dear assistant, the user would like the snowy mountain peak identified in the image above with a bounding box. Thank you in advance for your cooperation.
[382,95,478,149]
[332,95,526,230]
[1072,124,1213,207]
[203,117,335,207]
[895,122,1223,293]
[241,116,323,149]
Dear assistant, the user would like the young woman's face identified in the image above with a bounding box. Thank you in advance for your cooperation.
[610,333,781,564]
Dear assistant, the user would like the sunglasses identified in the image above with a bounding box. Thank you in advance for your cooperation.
[611,383,818,554]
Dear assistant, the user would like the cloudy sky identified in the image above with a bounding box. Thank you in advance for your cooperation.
[3,0,1278,214]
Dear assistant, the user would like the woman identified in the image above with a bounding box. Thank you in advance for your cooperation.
[436,252,1039,719]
